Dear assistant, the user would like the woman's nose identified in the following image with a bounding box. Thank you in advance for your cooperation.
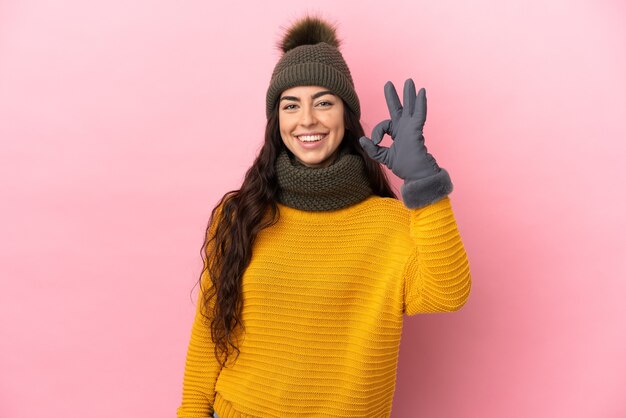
[299,106,316,126]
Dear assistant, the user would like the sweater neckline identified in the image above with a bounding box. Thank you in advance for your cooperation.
[276,195,378,220]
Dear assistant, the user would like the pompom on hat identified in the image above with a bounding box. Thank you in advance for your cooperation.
[265,15,361,119]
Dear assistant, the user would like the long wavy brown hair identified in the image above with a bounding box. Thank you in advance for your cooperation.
[194,99,398,368]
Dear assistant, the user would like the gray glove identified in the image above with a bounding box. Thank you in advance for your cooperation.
[359,78,453,209]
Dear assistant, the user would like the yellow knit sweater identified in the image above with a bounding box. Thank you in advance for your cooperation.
[177,195,471,418]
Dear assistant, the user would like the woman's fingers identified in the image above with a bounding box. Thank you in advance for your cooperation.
[415,87,427,128]
[359,135,389,165]
[403,79,416,117]
[383,79,427,130]
[384,81,403,122]
[371,119,392,145]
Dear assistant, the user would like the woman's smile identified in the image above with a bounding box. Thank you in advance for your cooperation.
[295,133,327,148]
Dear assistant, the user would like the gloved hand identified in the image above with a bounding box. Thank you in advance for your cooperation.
[359,78,453,209]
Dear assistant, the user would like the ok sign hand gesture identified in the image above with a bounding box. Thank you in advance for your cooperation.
[359,78,453,208]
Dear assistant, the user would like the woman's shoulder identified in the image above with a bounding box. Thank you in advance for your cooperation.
[353,195,411,225]
[361,195,408,213]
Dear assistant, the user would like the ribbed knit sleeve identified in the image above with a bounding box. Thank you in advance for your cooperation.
[402,196,472,315]
[177,205,225,417]
[177,268,221,418]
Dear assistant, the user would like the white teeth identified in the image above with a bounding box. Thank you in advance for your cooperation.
[297,134,325,142]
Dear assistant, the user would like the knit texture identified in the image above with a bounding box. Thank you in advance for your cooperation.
[177,195,472,418]
[266,42,360,119]
[275,146,373,211]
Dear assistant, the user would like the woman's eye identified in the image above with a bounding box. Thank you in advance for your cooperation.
[283,104,297,110]
[317,101,332,107]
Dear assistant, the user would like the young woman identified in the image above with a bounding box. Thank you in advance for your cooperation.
[177,15,471,418]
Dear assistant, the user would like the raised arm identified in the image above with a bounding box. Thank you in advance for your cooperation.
[401,196,471,315]
[359,79,471,314]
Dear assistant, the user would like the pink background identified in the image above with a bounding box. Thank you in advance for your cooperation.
[1,0,625,417]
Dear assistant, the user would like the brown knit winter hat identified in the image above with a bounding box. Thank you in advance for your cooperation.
[265,16,361,119]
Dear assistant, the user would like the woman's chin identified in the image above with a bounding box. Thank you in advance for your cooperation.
[295,153,338,168]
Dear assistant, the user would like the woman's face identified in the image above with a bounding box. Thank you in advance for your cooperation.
[278,85,345,168]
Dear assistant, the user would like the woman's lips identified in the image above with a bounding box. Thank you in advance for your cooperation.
[295,134,327,148]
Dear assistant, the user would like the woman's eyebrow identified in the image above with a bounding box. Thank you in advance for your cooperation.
[279,90,335,102]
